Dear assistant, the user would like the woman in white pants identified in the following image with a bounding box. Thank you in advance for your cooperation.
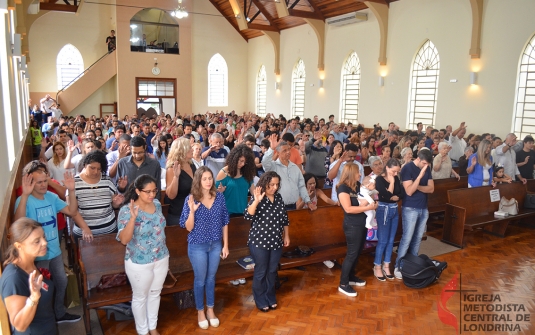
[117,174,169,335]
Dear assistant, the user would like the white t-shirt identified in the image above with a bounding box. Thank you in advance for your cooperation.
[47,159,66,184]
[448,135,466,161]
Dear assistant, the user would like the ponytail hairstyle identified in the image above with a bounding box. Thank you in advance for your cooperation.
[3,218,44,267]
[122,174,158,204]
[382,158,402,175]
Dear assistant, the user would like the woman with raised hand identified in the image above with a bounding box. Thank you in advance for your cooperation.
[245,171,289,312]
[323,140,344,189]
[215,144,256,286]
[0,218,56,335]
[46,142,67,185]
[165,138,196,226]
[117,174,169,335]
[467,139,495,188]
[179,166,229,329]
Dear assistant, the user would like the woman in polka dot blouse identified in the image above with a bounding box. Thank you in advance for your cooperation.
[244,171,290,312]
[179,166,229,329]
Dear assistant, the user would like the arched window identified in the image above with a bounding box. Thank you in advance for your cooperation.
[291,59,306,118]
[56,44,84,90]
[407,40,440,129]
[208,53,228,107]
[513,33,535,138]
[256,65,267,116]
[340,52,361,124]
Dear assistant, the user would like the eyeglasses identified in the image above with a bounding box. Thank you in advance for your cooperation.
[140,189,158,195]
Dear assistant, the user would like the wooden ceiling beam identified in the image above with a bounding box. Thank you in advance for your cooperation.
[247,23,280,32]
[356,0,388,5]
[305,0,325,20]
[288,9,323,20]
[208,0,249,41]
[39,3,77,12]
[251,0,279,29]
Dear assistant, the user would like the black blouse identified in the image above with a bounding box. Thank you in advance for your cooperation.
[167,163,197,216]
[0,264,57,335]
[245,193,289,250]
[375,175,404,203]
[337,183,366,225]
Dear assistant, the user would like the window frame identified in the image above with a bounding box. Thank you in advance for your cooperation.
[291,59,306,119]
[406,39,440,130]
[208,53,228,107]
[513,33,535,139]
[339,51,361,124]
[256,65,267,116]
[56,44,84,91]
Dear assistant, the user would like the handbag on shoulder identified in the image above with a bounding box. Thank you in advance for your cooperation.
[499,196,518,215]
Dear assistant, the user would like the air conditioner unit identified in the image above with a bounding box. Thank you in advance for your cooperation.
[326,12,367,27]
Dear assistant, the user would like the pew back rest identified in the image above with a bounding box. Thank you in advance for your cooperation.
[79,235,126,291]
[447,182,528,218]
[526,179,535,193]
[428,176,467,211]
[80,219,254,291]
[165,219,252,274]
[283,206,346,252]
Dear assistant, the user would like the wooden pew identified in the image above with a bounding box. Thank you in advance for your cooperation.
[78,204,402,334]
[279,206,380,269]
[441,182,535,248]
[428,176,468,215]
[78,221,254,334]
[526,179,535,193]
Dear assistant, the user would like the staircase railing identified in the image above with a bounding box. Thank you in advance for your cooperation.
[56,49,115,101]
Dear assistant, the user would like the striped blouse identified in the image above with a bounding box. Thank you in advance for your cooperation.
[73,175,118,236]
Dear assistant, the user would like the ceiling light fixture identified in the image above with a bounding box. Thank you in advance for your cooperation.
[171,0,188,19]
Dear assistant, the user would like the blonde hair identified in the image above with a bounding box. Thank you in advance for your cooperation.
[476,139,492,167]
[166,137,192,169]
[336,162,361,192]
[52,141,66,166]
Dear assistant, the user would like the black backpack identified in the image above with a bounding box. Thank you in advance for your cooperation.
[399,254,447,289]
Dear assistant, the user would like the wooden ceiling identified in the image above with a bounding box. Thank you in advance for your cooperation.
[208,0,399,41]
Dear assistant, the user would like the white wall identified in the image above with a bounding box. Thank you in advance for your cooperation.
[192,0,249,114]
[27,2,117,115]
[247,0,535,137]
[28,3,116,92]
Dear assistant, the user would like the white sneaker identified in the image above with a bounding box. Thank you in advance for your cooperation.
[238,278,246,284]
[230,280,240,286]
[323,260,335,268]
[394,267,402,280]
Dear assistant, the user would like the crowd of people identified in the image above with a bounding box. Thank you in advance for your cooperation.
[2,99,534,333]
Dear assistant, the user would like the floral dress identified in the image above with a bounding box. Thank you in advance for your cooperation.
[324,155,333,188]
[117,199,169,264]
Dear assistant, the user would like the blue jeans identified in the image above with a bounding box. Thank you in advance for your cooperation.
[188,240,222,310]
[35,254,68,318]
[395,207,429,269]
[249,244,282,309]
[374,202,399,266]
[340,220,367,285]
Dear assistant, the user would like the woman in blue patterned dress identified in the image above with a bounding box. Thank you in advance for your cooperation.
[179,166,229,329]
[117,174,169,335]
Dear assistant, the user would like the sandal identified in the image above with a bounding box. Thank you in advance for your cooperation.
[258,307,269,313]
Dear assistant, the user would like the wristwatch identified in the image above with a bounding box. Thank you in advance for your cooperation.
[26,297,38,307]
